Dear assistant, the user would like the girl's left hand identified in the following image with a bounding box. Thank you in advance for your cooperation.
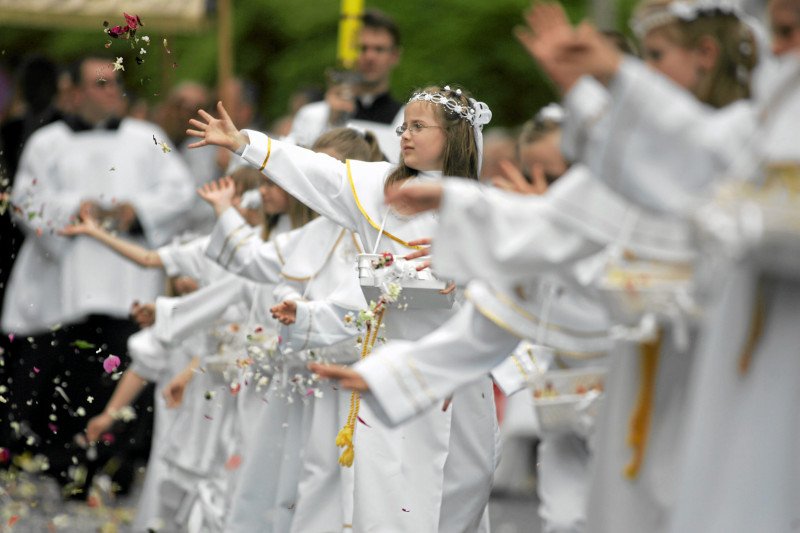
[309,362,369,392]
[270,300,297,325]
[404,238,432,271]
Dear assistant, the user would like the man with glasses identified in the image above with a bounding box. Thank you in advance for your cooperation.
[1,55,194,497]
[289,9,404,148]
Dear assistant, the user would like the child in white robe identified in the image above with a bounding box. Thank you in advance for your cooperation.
[523,2,800,530]
[199,128,382,532]
[188,86,498,532]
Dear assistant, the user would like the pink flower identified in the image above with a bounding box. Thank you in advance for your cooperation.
[103,354,121,373]
[107,25,126,38]
[0,448,10,463]
[123,13,142,30]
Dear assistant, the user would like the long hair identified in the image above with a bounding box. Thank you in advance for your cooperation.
[633,0,758,108]
[313,127,385,162]
[385,85,479,191]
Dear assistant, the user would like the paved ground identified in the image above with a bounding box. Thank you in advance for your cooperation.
[1,467,542,533]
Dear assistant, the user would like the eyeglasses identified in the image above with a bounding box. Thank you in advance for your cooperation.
[395,122,443,137]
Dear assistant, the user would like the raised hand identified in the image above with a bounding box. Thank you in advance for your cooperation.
[515,2,583,92]
[491,159,549,195]
[270,300,297,325]
[59,210,102,237]
[385,182,444,216]
[308,362,369,392]
[186,101,249,153]
[197,175,237,216]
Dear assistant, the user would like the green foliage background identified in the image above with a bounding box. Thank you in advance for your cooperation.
[0,0,640,128]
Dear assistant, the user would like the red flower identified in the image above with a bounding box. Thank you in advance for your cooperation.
[123,13,142,30]
[107,25,126,38]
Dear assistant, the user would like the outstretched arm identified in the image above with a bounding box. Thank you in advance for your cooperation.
[312,299,520,426]
[60,213,163,269]
[85,369,148,442]
[187,102,361,231]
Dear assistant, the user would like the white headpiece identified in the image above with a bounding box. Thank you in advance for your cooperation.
[534,103,565,125]
[631,0,744,38]
[407,85,493,172]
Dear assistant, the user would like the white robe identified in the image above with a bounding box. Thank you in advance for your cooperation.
[579,55,800,533]
[127,327,196,533]
[2,118,194,334]
[217,215,362,533]
[413,164,697,533]
[237,132,497,532]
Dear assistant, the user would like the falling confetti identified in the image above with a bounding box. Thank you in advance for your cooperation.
[102,355,121,373]
[71,340,96,350]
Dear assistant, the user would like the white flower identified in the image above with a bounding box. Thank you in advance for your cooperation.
[140,48,147,55]
[112,57,125,72]
[142,35,150,43]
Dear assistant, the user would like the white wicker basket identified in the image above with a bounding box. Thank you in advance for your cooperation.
[357,253,455,309]
[531,368,607,435]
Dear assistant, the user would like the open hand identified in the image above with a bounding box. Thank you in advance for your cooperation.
[515,2,583,92]
[309,362,369,392]
[491,159,549,195]
[197,175,237,216]
[187,101,249,153]
[404,238,432,271]
[60,210,102,237]
[270,300,297,325]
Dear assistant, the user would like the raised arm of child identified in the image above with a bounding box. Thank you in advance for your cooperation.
[60,212,164,268]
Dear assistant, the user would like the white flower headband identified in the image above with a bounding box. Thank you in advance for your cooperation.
[631,0,744,38]
[407,85,492,128]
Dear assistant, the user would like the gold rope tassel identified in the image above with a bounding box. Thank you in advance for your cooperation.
[336,306,385,467]
[624,330,662,479]
[738,281,766,376]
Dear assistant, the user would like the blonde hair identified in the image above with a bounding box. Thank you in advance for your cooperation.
[633,0,758,108]
[385,85,480,190]
[313,127,384,162]
[229,166,262,196]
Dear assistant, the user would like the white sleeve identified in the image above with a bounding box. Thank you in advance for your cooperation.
[204,207,288,283]
[153,274,253,344]
[157,236,211,279]
[128,126,196,247]
[127,327,169,383]
[433,179,600,285]
[280,300,358,353]
[354,300,519,426]
[240,131,359,231]
[10,128,79,258]
[582,57,754,215]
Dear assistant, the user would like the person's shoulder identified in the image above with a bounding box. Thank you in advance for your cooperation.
[25,119,71,145]
[120,117,163,133]
[295,100,330,118]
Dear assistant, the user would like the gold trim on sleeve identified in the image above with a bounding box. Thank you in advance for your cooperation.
[259,136,272,171]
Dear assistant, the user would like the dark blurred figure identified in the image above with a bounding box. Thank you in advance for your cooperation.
[0,57,64,455]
